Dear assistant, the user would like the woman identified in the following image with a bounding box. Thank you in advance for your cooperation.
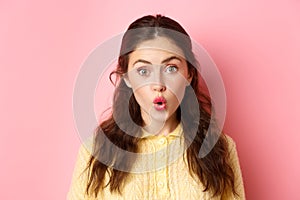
[68,14,245,199]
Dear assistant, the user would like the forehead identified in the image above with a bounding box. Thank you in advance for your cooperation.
[129,37,185,64]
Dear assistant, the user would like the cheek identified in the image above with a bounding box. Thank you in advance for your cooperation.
[166,78,187,102]
[171,86,186,104]
[132,87,149,105]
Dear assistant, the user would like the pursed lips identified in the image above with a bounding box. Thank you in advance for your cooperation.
[153,96,167,111]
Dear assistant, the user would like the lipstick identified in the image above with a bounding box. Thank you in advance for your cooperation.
[153,96,167,111]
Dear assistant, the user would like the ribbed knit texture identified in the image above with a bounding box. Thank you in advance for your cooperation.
[67,124,245,199]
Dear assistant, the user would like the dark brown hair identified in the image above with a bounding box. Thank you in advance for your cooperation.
[86,14,237,197]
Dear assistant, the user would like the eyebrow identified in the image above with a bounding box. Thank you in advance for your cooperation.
[132,56,183,66]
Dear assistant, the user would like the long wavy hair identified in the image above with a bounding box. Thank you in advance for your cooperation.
[86,14,237,197]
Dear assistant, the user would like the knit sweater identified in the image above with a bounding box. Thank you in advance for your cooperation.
[67,124,245,199]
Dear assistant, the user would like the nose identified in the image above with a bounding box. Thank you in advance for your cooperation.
[151,83,166,92]
[150,68,166,92]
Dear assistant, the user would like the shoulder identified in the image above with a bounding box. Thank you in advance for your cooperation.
[222,134,241,163]
[222,134,242,168]
[223,134,237,152]
[73,136,94,171]
[222,134,246,199]
[67,137,95,200]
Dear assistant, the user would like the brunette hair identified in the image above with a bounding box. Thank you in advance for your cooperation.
[86,14,237,197]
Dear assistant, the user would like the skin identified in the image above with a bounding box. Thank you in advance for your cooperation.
[124,37,192,136]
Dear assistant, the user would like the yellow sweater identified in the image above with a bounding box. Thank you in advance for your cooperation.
[68,124,245,199]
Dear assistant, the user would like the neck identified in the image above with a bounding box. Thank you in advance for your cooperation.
[142,114,179,136]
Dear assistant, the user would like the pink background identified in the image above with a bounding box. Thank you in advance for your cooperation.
[1,0,300,199]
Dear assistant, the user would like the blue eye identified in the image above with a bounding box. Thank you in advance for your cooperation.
[137,68,150,76]
[165,65,178,73]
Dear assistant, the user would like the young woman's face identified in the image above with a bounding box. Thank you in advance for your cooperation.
[124,37,192,125]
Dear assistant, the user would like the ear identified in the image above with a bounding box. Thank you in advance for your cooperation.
[123,76,132,88]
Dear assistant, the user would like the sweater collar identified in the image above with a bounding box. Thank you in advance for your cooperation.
[140,122,183,139]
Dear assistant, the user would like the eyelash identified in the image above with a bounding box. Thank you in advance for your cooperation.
[165,65,178,73]
[137,68,150,76]
[136,65,178,76]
